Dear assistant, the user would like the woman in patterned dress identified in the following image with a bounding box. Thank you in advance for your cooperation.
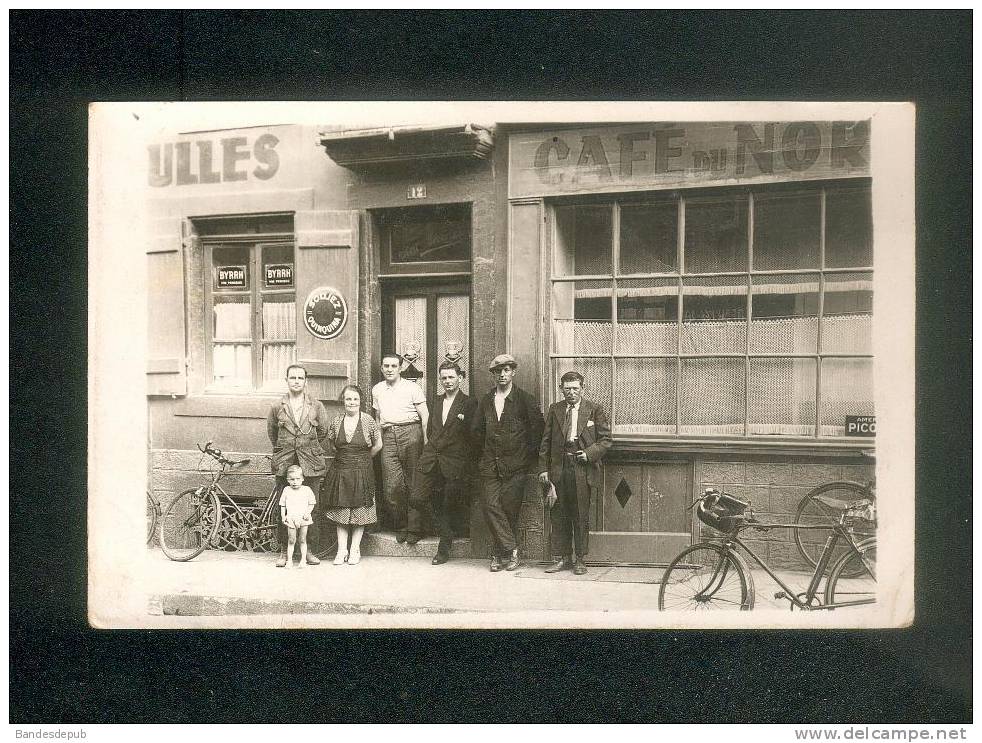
[323,385,383,565]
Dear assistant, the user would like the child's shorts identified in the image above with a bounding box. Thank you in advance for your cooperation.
[284,514,313,530]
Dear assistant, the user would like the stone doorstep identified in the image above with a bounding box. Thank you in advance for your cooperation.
[359,531,472,559]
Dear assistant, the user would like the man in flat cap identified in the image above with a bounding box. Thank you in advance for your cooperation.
[471,354,544,572]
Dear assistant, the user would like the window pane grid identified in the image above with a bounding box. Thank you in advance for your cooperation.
[549,182,872,440]
[208,240,295,392]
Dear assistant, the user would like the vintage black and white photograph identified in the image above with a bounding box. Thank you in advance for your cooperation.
[87,101,914,629]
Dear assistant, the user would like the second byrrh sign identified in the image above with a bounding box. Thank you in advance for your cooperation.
[508,121,870,198]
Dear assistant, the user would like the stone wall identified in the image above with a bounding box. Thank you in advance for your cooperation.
[698,460,874,570]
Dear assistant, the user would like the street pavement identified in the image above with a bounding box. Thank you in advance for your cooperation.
[144,547,799,621]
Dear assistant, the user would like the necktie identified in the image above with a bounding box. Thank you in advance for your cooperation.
[563,404,573,441]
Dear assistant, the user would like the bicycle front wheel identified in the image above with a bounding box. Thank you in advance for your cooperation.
[794,481,875,574]
[824,538,876,609]
[159,488,220,561]
[659,543,754,611]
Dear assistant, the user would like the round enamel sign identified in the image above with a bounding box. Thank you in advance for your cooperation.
[303,286,348,340]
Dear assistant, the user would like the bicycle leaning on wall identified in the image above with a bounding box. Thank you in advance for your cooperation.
[157,442,282,561]
[792,454,876,576]
[658,488,876,611]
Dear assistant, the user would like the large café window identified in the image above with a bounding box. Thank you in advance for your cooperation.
[200,215,297,392]
[549,181,873,439]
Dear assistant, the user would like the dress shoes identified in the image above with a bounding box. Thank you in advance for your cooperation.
[489,555,502,572]
[396,531,408,543]
[572,559,588,576]
[306,553,321,565]
[504,549,522,572]
[406,533,421,545]
[431,553,450,565]
[544,557,573,574]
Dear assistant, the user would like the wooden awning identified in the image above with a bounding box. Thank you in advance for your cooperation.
[318,123,494,168]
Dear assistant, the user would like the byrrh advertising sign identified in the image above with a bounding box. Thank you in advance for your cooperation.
[508,121,870,199]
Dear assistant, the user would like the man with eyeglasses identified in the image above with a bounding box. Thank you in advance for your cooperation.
[538,370,612,575]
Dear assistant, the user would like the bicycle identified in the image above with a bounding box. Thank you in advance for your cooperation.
[792,451,876,576]
[658,488,876,611]
[147,491,161,545]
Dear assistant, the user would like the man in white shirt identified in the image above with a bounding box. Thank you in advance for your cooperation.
[372,353,429,543]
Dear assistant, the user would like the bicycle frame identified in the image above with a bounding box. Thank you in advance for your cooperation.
[727,521,875,610]
[198,462,280,549]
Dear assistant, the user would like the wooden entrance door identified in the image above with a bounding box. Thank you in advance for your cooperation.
[587,460,692,564]
[381,280,472,398]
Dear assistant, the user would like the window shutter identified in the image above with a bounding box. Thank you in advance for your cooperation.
[146,218,188,396]
[294,209,360,401]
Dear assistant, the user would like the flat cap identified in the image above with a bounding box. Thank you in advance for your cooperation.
[488,353,518,371]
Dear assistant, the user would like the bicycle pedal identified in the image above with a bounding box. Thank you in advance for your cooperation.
[774,591,787,600]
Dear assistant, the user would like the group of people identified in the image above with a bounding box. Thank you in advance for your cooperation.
[266,351,612,575]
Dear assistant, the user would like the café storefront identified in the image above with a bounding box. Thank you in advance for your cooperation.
[500,121,875,566]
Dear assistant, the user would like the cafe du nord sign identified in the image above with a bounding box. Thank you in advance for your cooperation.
[508,121,871,198]
[303,286,348,341]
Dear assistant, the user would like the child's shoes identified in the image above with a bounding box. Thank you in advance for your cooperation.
[348,548,361,565]
[334,549,348,566]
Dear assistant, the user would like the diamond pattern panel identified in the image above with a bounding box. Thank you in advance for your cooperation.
[615,477,633,509]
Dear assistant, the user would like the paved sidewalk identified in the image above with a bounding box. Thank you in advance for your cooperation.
[144,548,803,620]
[146,549,664,616]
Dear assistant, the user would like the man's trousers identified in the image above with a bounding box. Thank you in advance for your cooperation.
[380,423,425,535]
[480,473,527,558]
[411,466,460,550]
[550,457,591,558]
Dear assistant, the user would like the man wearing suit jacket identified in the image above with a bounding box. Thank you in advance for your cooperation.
[538,370,612,575]
[410,361,478,564]
[471,354,545,572]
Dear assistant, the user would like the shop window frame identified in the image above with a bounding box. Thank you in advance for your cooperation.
[199,218,296,395]
[547,179,873,442]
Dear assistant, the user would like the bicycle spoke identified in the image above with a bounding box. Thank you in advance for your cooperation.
[659,545,750,611]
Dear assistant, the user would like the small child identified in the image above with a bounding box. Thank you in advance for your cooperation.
[279,464,317,569]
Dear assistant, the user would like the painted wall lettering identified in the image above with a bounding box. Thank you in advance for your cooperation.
[512,121,871,198]
[148,132,281,187]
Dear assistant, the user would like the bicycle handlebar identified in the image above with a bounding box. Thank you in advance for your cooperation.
[197,441,251,467]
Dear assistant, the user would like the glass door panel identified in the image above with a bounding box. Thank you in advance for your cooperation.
[436,294,470,395]
[394,296,428,397]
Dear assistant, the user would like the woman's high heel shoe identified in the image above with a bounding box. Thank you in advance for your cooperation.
[333,549,348,566]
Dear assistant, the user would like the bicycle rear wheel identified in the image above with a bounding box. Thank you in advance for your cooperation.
[794,481,875,575]
[659,543,754,611]
[159,488,220,561]
[824,538,876,609]
[146,491,159,546]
